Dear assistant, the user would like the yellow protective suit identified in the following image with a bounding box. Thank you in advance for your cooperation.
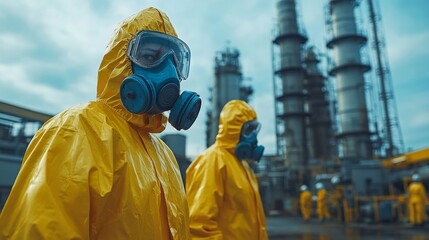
[407,182,427,225]
[330,187,345,222]
[186,100,268,240]
[317,189,331,221]
[300,190,312,221]
[0,7,190,240]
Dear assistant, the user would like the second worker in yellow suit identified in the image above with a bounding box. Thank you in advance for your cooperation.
[186,100,268,240]
[407,173,427,225]
[300,185,312,221]
[316,182,331,221]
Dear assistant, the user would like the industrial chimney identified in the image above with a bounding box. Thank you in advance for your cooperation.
[303,46,335,163]
[325,0,373,160]
[272,0,309,188]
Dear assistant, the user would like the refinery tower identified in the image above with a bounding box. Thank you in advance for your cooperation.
[206,46,254,147]
[272,0,310,188]
[303,47,335,163]
[326,0,373,160]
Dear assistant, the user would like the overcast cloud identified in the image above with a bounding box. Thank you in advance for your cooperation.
[0,0,428,159]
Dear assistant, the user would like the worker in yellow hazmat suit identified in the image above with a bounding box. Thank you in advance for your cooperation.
[407,173,427,225]
[300,185,312,221]
[0,7,201,240]
[186,100,268,240]
[316,182,331,221]
[330,176,346,222]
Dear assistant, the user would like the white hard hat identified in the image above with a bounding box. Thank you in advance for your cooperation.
[315,182,324,190]
[331,176,340,185]
[300,185,308,191]
[412,173,421,182]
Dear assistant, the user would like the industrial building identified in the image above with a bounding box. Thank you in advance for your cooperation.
[0,101,53,210]
[265,0,427,222]
[270,0,370,187]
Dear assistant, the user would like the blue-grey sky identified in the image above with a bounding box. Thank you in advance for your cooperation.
[0,0,428,158]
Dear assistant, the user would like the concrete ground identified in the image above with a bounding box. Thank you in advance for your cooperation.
[267,216,429,240]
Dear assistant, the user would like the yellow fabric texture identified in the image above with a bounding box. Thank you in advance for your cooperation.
[186,100,268,240]
[407,182,427,225]
[317,189,330,220]
[0,7,190,240]
[300,190,312,220]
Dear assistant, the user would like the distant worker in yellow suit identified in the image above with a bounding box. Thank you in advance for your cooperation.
[300,185,312,221]
[316,182,331,221]
[330,176,346,222]
[0,7,201,239]
[407,173,427,226]
[186,100,268,240]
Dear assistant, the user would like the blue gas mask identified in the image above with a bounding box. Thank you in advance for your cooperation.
[235,120,265,162]
[120,30,201,130]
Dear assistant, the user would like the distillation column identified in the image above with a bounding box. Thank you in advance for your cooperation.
[206,47,253,146]
[326,0,372,160]
[273,0,308,185]
[303,47,334,162]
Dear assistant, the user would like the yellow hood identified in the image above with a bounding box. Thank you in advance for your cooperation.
[96,7,177,133]
[216,100,257,149]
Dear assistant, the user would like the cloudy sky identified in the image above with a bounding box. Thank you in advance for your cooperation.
[0,0,428,159]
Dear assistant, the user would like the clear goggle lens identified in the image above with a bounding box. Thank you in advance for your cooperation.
[241,120,261,138]
[127,30,191,80]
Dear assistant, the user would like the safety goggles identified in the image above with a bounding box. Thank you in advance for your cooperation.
[241,120,261,138]
[126,30,191,80]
